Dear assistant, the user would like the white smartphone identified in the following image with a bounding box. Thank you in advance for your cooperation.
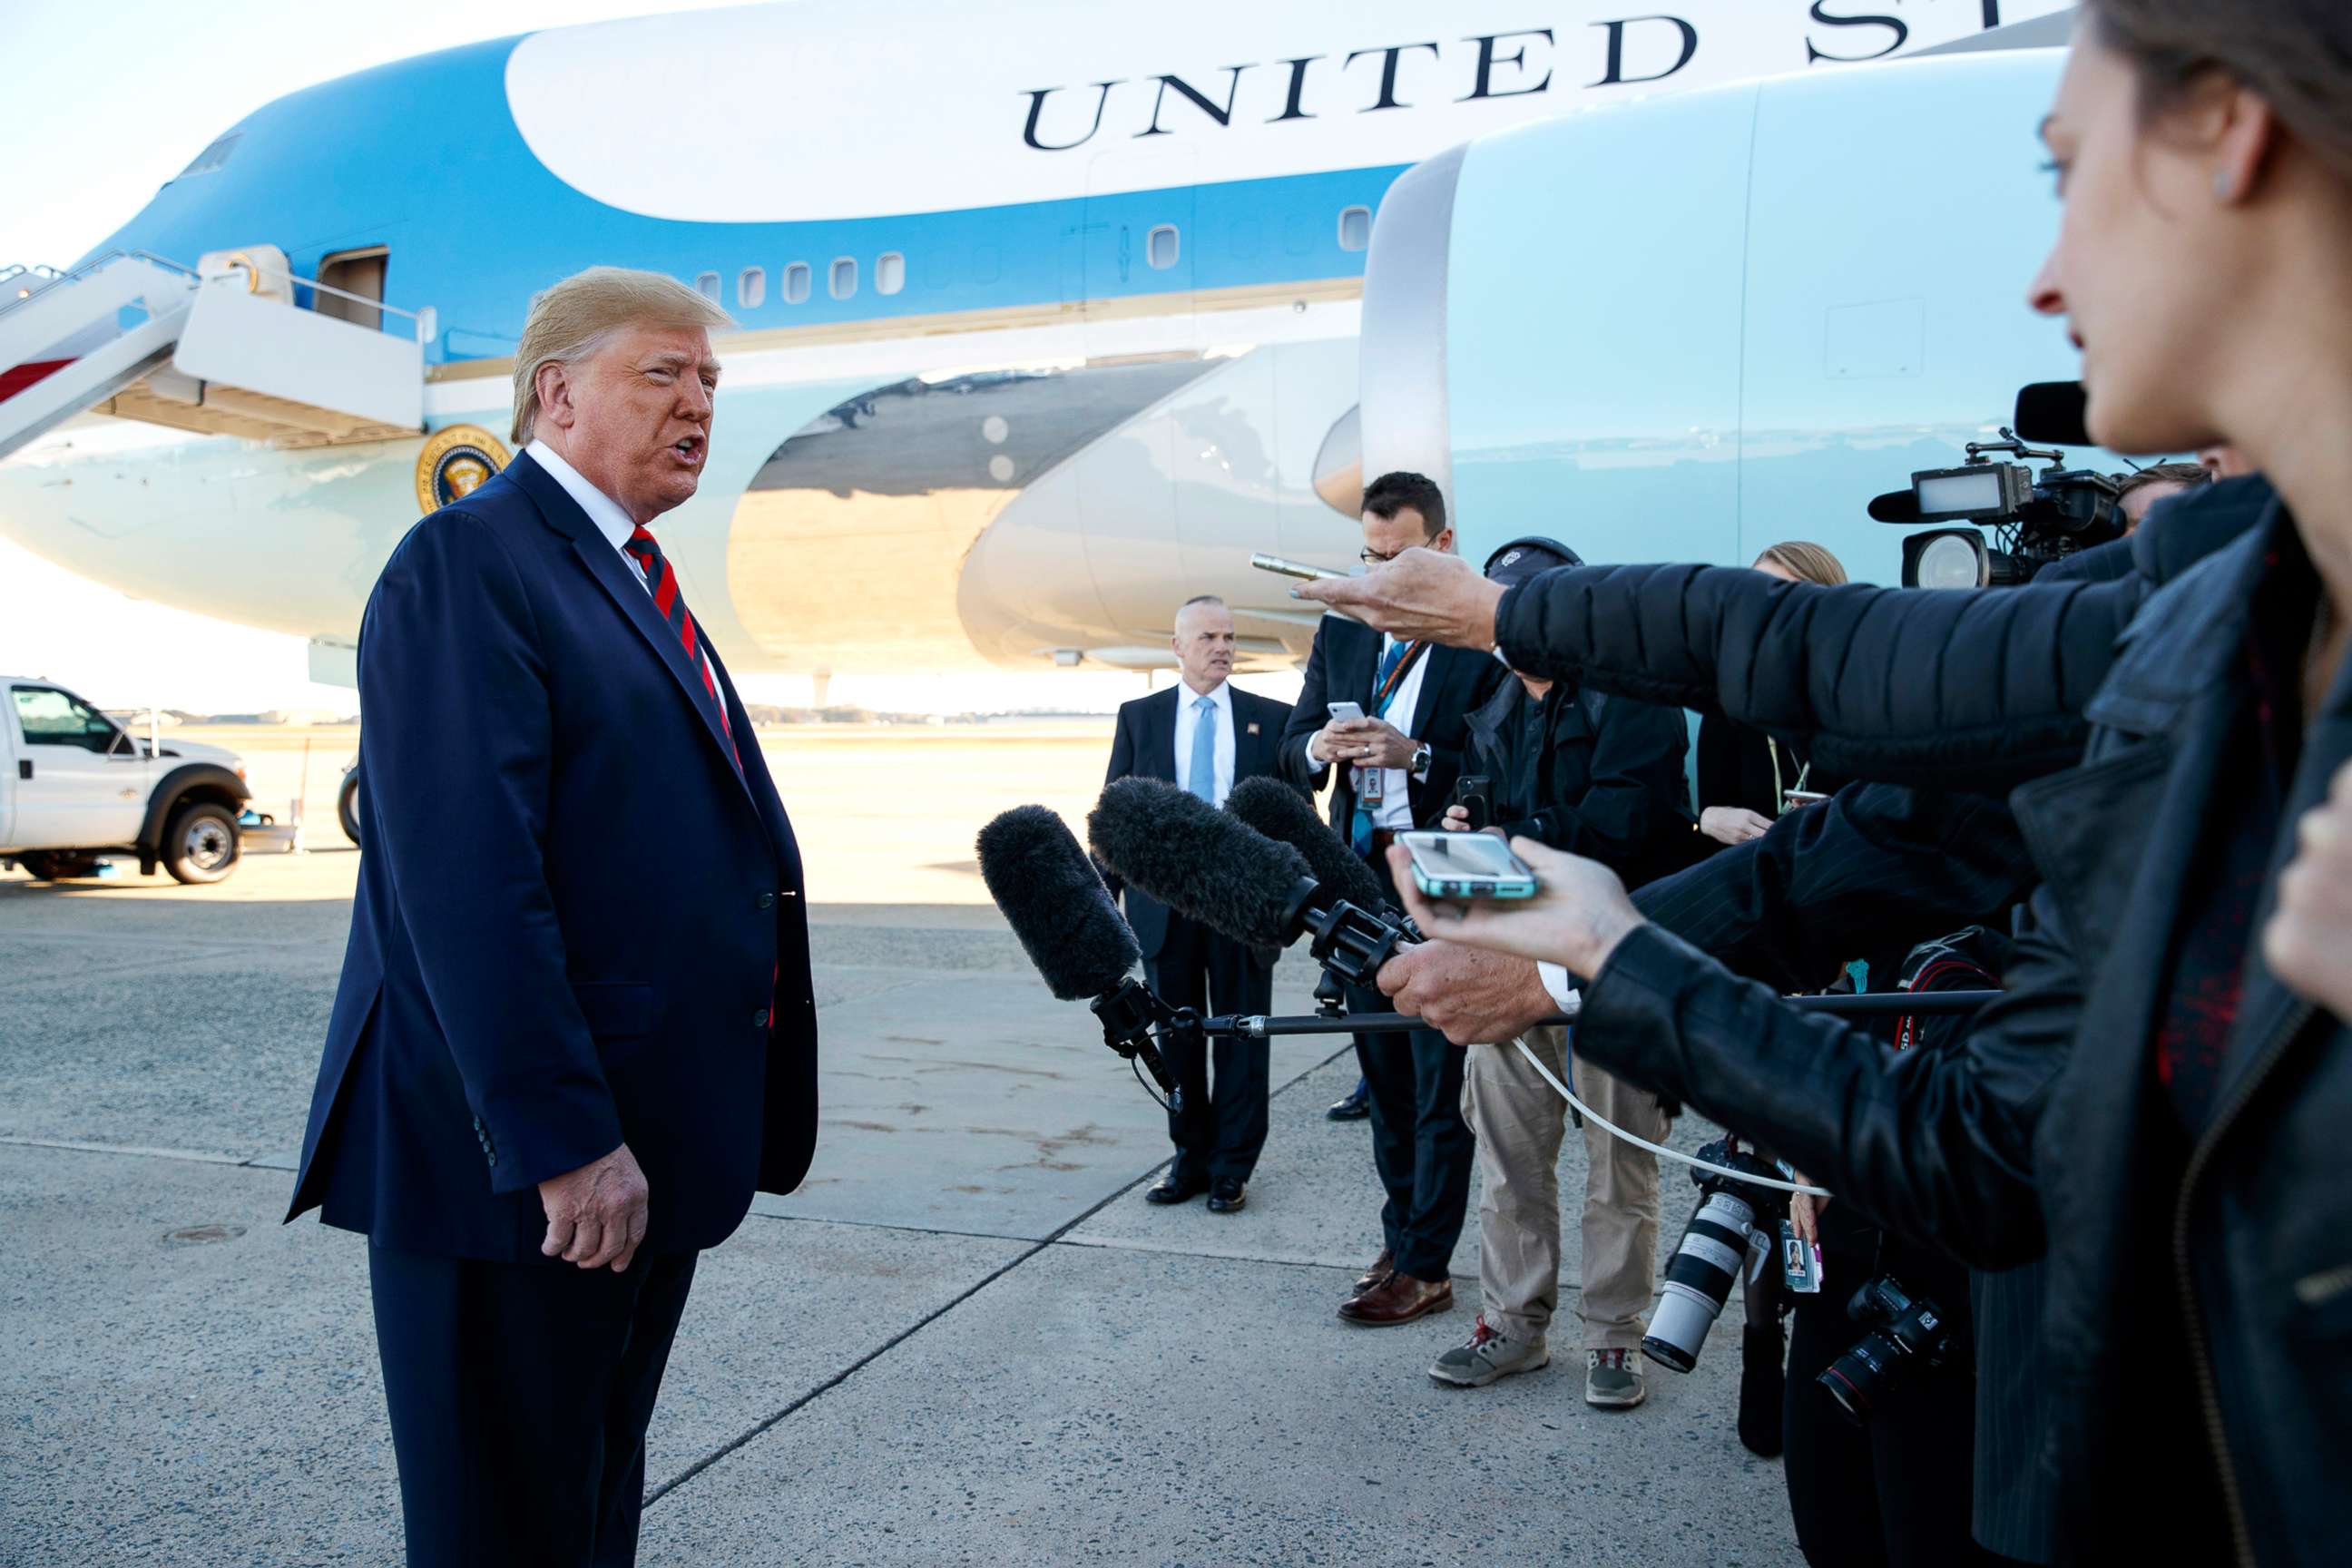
[1326,701,1367,724]
[1397,829,1540,900]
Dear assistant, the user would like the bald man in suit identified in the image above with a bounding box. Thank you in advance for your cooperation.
[1103,596,1300,1214]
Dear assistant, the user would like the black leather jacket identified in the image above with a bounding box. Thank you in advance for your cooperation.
[1576,498,2352,1565]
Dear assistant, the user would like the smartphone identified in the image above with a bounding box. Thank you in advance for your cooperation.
[1449,774,1493,833]
[1397,829,1539,899]
[1782,789,1829,811]
[1326,701,1367,725]
[1251,552,1349,582]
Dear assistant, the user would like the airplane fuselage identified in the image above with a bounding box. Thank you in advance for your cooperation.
[0,0,2072,681]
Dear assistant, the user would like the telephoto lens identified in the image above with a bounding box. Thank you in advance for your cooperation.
[1643,1138,1789,1374]
[1817,1275,1957,1425]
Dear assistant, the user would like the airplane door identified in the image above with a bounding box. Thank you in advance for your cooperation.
[8,686,147,848]
[1083,144,1197,358]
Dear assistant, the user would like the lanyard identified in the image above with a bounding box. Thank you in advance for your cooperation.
[1371,639,1429,722]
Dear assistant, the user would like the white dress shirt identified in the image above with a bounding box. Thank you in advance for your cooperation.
[1172,677,1236,807]
[527,439,727,698]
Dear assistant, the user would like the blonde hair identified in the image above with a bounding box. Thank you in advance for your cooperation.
[510,267,733,444]
[1755,540,1848,586]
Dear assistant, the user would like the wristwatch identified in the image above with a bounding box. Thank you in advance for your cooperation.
[1410,742,1433,780]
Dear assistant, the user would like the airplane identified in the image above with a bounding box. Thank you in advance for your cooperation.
[0,0,2074,704]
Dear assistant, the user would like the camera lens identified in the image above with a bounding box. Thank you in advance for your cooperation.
[1642,1189,1759,1374]
[1818,1329,1900,1425]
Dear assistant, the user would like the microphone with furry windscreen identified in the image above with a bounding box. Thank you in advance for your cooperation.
[974,806,1178,1099]
[1087,777,1412,990]
[1224,776,1422,942]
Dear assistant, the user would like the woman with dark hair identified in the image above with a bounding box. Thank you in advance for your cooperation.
[1377,5,2352,1561]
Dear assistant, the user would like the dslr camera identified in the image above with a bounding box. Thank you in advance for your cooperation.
[1816,1274,1960,1425]
[1643,1137,1788,1374]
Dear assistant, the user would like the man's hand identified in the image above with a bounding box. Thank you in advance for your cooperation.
[539,1142,650,1272]
[1326,717,1419,769]
[2264,758,2352,1020]
[1294,548,1509,651]
[1788,1180,1828,1246]
[1700,806,1775,847]
[1386,838,1646,978]
[1376,940,1557,1047]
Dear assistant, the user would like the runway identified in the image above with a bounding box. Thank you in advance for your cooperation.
[0,838,1802,1564]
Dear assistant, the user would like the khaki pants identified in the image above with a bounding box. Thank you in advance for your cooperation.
[1462,1025,1667,1349]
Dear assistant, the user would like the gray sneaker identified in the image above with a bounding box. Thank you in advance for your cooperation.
[1428,1316,1549,1387]
[1585,1348,1649,1408]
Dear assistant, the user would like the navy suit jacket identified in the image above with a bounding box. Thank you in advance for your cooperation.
[1102,683,1296,963]
[288,451,818,1261]
[1276,614,1506,835]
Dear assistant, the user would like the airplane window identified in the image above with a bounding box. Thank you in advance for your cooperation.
[738,267,766,309]
[13,687,122,755]
[875,252,906,297]
[694,272,721,303]
[971,246,1001,286]
[829,258,858,300]
[1147,225,1180,270]
[1338,206,1372,252]
[783,262,811,305]
[174,133,240,180]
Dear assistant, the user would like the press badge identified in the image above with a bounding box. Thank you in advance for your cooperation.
[1357,762,1387,806]
[1779,1220,1824,1294]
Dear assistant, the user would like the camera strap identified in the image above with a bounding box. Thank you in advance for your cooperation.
[1509,1034,1831,1197]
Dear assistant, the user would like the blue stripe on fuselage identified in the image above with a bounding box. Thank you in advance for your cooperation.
[83,34,1399,364]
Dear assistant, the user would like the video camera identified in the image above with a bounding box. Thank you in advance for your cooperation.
[1868,383,2122,587]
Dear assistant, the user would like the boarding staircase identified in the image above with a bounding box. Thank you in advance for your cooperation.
[0,249,426,462]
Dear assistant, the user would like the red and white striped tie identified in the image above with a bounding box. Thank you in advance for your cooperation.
[621,524,743,775]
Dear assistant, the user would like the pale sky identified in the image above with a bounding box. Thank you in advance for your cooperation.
[0,0,1298,718]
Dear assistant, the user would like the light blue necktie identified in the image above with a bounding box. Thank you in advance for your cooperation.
[1187,694,1219,804]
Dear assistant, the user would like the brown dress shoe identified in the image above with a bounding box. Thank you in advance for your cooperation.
[1352,1248,1395,1298]
[1338,1270,1454,1327]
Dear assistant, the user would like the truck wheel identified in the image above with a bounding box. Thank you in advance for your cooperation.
[163,801,240,885]
[15,851,101,881]
[338,770,363,848]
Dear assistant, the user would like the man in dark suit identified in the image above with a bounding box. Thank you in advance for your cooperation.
[286,267,818,1568]
[1278,471,1506,1326]
[1104,594,1299,1213]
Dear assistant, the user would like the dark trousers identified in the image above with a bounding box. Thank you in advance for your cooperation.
[368,1240,700,1568]
[1146,915,1274,1183]
[1350,990,1475,1281]
[1782,1220,1995,1568]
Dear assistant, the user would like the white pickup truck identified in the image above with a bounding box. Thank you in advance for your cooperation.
[1,677,252,884]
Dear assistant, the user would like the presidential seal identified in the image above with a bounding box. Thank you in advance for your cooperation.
[414,424,512,513]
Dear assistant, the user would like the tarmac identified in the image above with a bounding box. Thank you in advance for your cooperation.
[0,848,1805,1566]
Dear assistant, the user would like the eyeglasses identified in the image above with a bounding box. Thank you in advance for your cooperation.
[1360,546,1401,565]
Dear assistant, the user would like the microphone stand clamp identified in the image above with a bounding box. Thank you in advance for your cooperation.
[1090,976,1183,1103]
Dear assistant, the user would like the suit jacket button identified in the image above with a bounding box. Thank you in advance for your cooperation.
[753,1008,770,1028]
[757,893,776,910]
